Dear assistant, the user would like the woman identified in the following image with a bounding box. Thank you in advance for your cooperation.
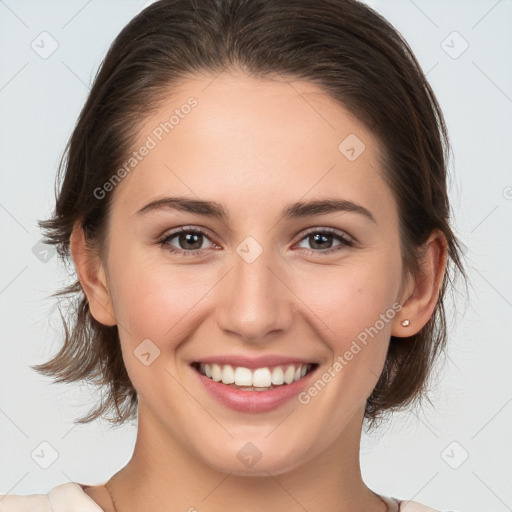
[0,0,466,510]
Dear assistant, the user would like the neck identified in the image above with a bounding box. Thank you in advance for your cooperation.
[106,401,387,512]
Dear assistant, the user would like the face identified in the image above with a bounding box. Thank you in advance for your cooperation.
[94,72,408,475]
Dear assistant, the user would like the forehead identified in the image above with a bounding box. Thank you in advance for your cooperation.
[111,71,394,221]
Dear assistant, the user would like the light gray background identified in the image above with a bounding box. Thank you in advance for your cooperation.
[1,1,511,511]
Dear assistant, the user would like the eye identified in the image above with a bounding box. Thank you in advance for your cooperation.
[295,227,354,255]
[158,226,354,258]
[159,227,217,257]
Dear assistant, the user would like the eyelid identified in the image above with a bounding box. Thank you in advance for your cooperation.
[160,225,216,241]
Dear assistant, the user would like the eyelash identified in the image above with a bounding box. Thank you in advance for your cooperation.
[158,226,354,258]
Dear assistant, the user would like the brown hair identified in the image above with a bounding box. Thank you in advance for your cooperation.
[33,0,467,429]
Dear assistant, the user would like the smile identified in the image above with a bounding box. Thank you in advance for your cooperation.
[192,362,317,391]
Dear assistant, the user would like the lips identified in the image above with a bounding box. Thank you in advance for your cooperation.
[189,356,319,412]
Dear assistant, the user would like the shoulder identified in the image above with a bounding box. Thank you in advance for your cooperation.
[379,494,440,512]
[0,491,51,511]
[397,499,451,511]
[0,482,104,512]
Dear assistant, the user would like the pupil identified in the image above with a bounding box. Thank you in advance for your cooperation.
[310,233,331,249]
[180,232,202,250]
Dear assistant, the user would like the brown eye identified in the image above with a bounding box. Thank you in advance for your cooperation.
[175,232,205,250]
[160,227,216,256]
[296,228,353,254]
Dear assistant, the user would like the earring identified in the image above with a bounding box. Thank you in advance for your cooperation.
[400,319,410,327]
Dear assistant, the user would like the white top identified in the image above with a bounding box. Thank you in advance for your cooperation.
[0,482,445,511]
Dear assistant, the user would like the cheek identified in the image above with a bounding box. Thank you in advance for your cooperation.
[292,258,402,423]
[108,232,402,361]
[108,247,217,346]
[106,254,218,398]
[291,251,402,378]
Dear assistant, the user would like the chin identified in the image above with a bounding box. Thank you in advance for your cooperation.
[199,442,306,477]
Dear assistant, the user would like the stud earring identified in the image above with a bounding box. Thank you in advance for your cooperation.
[400,319,410,327]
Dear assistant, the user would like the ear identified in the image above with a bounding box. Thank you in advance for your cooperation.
[70,223,117,326]
[392,229,448,337]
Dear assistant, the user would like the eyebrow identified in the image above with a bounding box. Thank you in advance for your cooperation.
[135,196,376,224]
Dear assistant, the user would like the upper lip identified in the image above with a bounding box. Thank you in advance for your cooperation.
[192,355,317,369]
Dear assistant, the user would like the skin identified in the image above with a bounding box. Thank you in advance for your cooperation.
[71,71,447,512]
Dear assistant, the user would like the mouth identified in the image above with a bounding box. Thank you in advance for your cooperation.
[191,362,318,391]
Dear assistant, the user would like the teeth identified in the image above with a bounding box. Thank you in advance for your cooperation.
[200,363,312,389]
[271,366,284,385]
[211,364,222,382]
[221,365,235,384]
[284,365,295,384]
[234,366,252,386]
[253,368,271,387]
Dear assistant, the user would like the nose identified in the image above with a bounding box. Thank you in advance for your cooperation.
[215,243,295,343]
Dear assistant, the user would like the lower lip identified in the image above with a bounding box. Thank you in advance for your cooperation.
[192,365,318,413]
